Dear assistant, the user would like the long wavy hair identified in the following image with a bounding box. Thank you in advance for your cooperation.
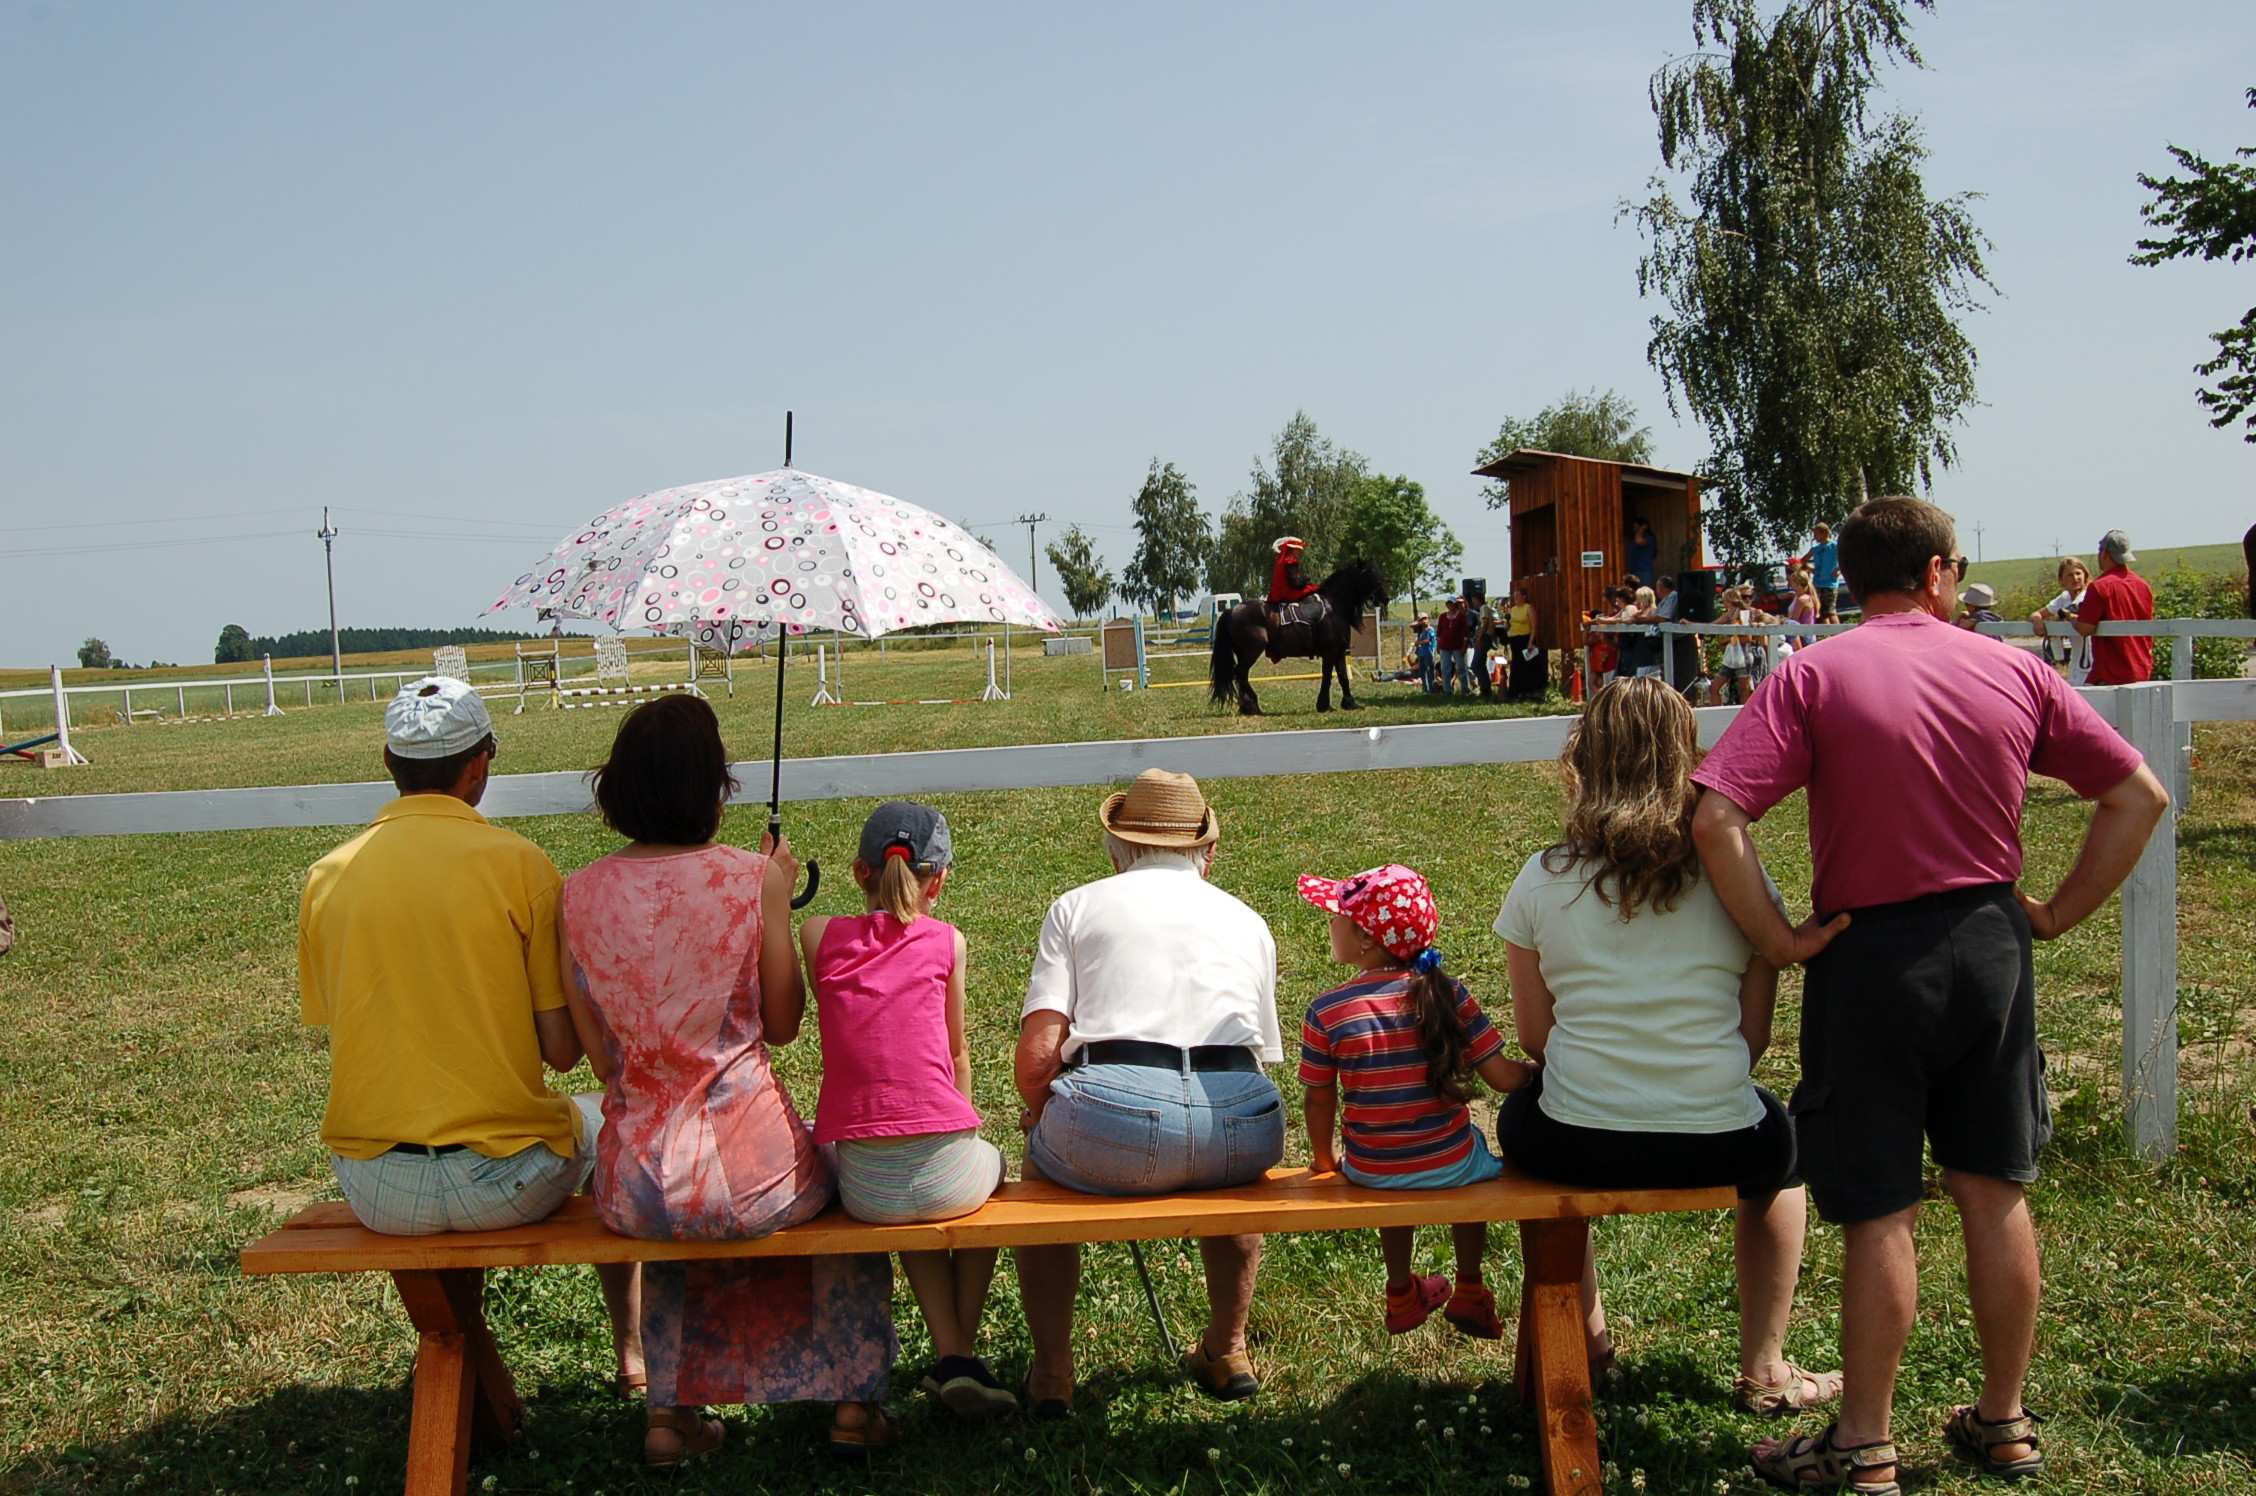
[1541,676,1703,919]
[1408,960,1474,1103]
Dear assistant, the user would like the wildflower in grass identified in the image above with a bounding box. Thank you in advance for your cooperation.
[1281,1437,1294,1448]
[1208,1448,1222,1464]
[1024,1447,1038,1463]
[1416,1419,1428,1432]
[1630,1471,1646,1490]
[1336,1462,1351,1477]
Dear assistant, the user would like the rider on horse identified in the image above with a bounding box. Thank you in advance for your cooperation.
[1266,536,1323,661]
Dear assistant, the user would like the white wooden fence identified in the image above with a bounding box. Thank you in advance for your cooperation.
[3,680,2248,1159]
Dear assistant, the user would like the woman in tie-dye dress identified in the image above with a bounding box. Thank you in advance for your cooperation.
[558,696,897,1468]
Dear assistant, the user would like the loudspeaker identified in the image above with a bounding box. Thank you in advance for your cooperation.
[1676,569,1718,623]
[1461,577,1487,604]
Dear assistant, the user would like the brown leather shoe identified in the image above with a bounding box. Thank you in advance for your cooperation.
[1182,1342,1259,1402]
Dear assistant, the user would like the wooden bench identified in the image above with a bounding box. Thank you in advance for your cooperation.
[241,1166,1732,1496]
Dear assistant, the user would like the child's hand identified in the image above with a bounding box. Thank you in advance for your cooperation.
[760,832,800,884]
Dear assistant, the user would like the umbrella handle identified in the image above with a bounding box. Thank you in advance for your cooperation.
[791,860,821,910]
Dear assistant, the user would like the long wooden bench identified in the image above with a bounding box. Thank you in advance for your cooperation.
[241,1166,1732,1496]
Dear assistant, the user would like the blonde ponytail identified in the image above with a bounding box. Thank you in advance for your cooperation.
[873,853,927,925]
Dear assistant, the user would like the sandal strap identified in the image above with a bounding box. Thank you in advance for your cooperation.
[1957,1406,2041,1446]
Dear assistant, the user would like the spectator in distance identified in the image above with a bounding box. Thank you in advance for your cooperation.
[298,678,643,1395]
[1014,770,1285,1414]
[1956,582,2002,630]
[1436,596,1474,697]
[2031,558,2093,684]
[2075,529,2156,684]
[1799,522,1841,621]
[1693,496,2167,1493]
[1627,517,1658,586]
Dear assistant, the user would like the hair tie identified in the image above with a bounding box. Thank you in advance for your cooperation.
[1411,947,1443,974]
[883,844,913,863]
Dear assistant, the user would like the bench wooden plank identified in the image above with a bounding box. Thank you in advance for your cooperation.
[241,1167,1732,1275]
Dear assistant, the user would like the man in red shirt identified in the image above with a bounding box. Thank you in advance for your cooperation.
[1434,596,1473,695]
[2074,529,2155,684]
[1689,497,2168,1492]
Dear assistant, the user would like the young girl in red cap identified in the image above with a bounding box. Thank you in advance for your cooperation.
[1296,863,1535,1336]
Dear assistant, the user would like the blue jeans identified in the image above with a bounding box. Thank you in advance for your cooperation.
[1439,651,1468,694]
[1028,1062,1285,1195]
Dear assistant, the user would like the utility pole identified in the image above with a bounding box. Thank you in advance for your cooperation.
[1973,520,1986,564]
[1014,512,1051,595]
[317,507,342,686]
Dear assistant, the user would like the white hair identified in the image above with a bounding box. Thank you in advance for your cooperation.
[1104,832,1213,877]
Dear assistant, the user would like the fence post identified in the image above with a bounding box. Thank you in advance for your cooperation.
[177,685,187,717]
[264,656,282,716]
[2118,681,2179,1163]
[122,686,132,726]
[50,666,90,765]
[2170,622,2194,812]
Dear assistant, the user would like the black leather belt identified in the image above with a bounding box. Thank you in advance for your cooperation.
[1079,1039,1259,1073]
[386,1142,471,1156]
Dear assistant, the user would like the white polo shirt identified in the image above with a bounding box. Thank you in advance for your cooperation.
[1022,858,1284,1063]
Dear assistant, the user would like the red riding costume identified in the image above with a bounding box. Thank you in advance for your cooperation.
[1267,537,1320,607]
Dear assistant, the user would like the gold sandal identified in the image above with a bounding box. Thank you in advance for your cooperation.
[1734,1362,1846,1418]
[642,1407,724,1470]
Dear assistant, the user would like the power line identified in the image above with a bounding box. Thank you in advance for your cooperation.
[0,506,304,534]
[7,528,302,557]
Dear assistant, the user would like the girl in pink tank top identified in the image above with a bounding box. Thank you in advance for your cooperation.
[799,801,1014,1420]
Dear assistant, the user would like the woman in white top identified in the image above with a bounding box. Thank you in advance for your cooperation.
[2030,556,2093,685]
[1493,677,1841,1418]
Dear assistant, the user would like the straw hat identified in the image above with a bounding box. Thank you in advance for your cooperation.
[1098,768,1219,848]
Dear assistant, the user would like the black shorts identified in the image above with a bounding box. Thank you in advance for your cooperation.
[1496,1074,1798,1201]
[1815,585,1838,616]
[1794,882,2049,1225]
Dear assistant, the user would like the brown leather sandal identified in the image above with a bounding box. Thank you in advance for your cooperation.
[827,1402,897,1460]
[642,1407,724,1470]
[1945,1405,2044,1480]
[1734,1362,1846,1418]
[1751,1422,1900,1494]
[1181,1342,1260,1402]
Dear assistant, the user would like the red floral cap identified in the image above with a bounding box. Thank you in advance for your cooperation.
[1296,863,1439,964]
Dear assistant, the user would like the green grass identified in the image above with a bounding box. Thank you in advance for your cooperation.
[2,723,2254,1493]
[6,645,1559,798]
[1963,543,2248,602]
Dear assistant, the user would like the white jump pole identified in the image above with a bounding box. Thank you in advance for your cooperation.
[2118,681,2179,1163]
[809,644,840,706]
[50,665,89,765]
[263,654,283,716]
[980,639,1005,702]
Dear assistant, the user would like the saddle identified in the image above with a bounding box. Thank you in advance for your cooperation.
[1266,595,1329,631]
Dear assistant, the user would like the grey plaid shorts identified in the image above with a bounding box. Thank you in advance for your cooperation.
[330,1092,601,1236]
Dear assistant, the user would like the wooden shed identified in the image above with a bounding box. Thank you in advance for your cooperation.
[1469,449,1704,650]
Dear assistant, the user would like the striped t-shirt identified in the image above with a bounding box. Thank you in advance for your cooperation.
[1298,971,1504,1178]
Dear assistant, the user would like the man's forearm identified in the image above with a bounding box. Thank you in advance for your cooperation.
[1693,803,1799,964]
[2033,768,2170,936]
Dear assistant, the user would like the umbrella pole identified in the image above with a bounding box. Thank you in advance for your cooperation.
[770,633,819,907]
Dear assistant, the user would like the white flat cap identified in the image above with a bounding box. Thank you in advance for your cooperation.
[385,676,494,760]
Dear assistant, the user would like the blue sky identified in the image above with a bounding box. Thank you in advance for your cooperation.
[4,0,2252,666]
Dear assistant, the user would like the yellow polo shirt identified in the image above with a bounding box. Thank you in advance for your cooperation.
[298,794,574,1160]
[1508,602,1535,638]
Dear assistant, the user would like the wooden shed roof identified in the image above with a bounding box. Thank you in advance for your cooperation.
[1470,448,1700,489]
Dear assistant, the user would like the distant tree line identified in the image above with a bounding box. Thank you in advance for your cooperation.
[232,625,542,661]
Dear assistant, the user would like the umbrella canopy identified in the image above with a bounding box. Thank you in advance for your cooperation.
[485,467,1064,638]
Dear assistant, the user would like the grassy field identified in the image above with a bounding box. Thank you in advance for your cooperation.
[1963,543,2248,602]
[0,706,2252,1493]
[3,645,1556,798]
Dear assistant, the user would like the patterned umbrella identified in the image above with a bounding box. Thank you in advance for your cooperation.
[486,465,1064,904]
[484,467,1062,640]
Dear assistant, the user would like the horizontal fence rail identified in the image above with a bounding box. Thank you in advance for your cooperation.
[2,680,2245,1164]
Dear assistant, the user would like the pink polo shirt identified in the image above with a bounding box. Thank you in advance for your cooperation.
[1692,610,2144,914]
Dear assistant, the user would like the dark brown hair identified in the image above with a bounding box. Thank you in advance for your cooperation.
[590,694,739,846]
[1543,676,1703,919]
[1408,965,1475,1103]
[384,736,495,795]
[1837,496,1956,599]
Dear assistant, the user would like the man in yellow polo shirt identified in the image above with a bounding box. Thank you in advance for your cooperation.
[299,678,641,1380]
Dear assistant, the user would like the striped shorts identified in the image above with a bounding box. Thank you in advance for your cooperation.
[831,1129,1005,1226]
[329,1093,601,1236]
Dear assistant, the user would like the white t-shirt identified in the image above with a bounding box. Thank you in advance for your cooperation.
[2044,588,2094,685]
[1023,858,1283,1063]
[1493,850,1769,1134]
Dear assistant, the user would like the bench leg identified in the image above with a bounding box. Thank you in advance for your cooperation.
[1514,1219,1602,1496]
[392,1269,522,1496]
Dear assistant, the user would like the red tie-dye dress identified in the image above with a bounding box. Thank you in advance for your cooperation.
[561,844,896,1406]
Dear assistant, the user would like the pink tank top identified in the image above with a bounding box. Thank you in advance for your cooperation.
[810,912,981,1144]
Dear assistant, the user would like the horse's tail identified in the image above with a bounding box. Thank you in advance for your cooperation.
[1209,609,1237,704]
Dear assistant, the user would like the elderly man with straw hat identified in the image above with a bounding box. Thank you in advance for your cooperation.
[1013,768,1286,1415]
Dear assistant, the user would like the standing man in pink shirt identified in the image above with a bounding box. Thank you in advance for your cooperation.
[1688,497,2168,1493]
[2074,529,2156,685]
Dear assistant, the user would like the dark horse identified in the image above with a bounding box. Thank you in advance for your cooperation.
[1209,558,1390,716]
